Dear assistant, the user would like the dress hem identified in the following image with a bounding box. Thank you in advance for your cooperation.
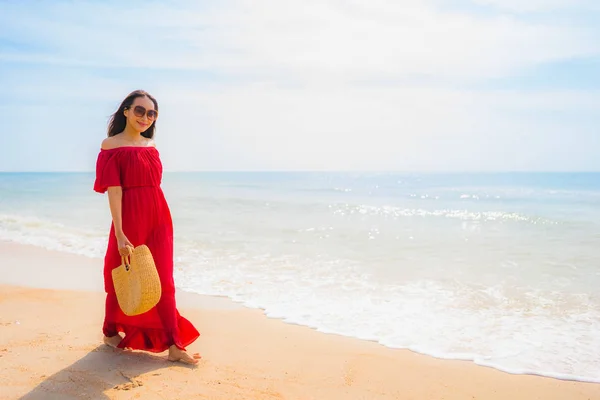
[103,320,200,353]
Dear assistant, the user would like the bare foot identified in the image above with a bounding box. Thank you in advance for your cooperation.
[103,335,122,349]
[167,345,201,365]
[103,335,132,351]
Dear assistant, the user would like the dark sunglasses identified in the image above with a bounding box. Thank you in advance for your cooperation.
[127,105,158,121]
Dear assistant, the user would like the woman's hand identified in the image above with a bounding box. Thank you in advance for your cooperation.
[116,234,134,258]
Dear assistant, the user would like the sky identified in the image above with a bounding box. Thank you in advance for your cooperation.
[0,0,599,172]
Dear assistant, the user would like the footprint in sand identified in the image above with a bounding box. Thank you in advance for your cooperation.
[114,379,143,390]
[114,372,144,391]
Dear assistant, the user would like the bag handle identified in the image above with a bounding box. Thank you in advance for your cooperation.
[121,256,131,271]
[120,245,135,271]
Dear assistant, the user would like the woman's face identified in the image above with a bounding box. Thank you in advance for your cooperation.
[124,96,157,133]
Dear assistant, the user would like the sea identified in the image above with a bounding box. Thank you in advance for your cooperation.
[0,171,598,382]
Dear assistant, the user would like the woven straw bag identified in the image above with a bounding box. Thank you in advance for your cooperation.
[111,245,162,316]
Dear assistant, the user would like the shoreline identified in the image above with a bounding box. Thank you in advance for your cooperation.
[1,240,600,399]
[0,240,243,310]
[3,239,597,384]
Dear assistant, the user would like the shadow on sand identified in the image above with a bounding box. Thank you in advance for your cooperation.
[18,344,195,400]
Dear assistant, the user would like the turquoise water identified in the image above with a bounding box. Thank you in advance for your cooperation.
[1,172,599,381]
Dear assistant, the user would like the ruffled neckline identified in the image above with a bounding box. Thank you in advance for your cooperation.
[100,146,158,152]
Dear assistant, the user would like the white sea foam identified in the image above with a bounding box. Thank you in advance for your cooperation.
[1,202,598,383]
[0,213,107,258]
[173,256,600,383]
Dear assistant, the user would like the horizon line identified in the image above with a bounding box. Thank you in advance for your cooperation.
[1,170,600,174]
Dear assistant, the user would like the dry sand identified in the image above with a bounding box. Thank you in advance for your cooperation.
[1,241,599,400]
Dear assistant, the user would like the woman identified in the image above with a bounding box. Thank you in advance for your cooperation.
[94,90,200,365]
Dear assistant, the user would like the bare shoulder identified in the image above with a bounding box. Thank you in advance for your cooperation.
[101,136,120,150]
[100,135,156,150]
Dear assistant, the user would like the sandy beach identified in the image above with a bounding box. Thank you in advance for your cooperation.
[0,241,599,400]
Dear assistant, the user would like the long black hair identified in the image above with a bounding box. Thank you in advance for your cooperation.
[107,90,159,138]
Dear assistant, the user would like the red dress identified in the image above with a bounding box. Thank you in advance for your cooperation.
[94,146,199,352]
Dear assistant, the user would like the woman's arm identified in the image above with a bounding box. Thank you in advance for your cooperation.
[107,186,133,256]
[107,186,124,236]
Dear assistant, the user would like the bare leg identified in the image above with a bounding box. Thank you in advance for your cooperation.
[167,345,201,365]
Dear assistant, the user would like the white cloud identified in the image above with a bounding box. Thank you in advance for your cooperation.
[150,82,600,171]
[1,0,598,81]
[1,0,599,171]
[467,0,600,13]
[205,0,597,81]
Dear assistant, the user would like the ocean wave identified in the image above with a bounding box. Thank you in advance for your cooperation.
[173,257,600,383]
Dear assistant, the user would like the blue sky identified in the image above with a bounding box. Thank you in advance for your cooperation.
[0,0,599,172]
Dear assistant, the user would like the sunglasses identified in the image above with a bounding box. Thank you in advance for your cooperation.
[127,105,158,121]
